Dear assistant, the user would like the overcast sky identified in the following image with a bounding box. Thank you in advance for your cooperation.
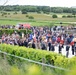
[0,0,76,7]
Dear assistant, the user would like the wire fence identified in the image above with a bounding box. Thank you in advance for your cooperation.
[0,50,69,72]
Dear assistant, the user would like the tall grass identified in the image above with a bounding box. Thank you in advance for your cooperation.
[0,57,53,75]
[0,56,76,75]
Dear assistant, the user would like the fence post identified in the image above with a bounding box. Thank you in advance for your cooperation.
[0,52,7,60]
[42,57,46,71]
[3,53,7,60]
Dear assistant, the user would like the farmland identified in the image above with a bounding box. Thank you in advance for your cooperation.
[0,12,76,26]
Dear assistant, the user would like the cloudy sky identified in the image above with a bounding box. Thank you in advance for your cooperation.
[0,0,76,7]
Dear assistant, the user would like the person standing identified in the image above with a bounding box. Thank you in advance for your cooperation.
[32,41,36,49]
[74,42,76,56]
[58,43,63,54]
[66,44,70,57]
[48,38,52,51]
[70,41,74,55]
[41,41,47,50]
[72,44,74,55]
[73,36,76,56]
[51,44,55,51]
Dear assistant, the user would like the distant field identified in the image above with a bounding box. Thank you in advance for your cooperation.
[0,12,76,26]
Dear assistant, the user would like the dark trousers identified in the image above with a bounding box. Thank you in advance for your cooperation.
[51,45,55,51]
[59,46,62,54]
[74,47,76,56]
[72,45,74,55]
[66,46,70,57]
[66,51,69,57]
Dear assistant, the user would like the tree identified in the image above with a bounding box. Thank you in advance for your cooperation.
[21,10,27,14]
[0,0,9,11]
[51,7,63,13]
[72,13,76,17]
[72,8,76,17]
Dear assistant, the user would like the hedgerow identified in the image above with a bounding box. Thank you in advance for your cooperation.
[0,29,32,36]
[0,44,75,69]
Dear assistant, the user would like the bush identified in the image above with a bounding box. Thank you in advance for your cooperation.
[8,13,10,15]
[67,15,73,18]
[43,11,50,14]
[2,12,7,15]
[26,15,29,17]
[13,12,17,14]
[62,15,66,18]
[28,16,34,19]
[52,14,58,18]
[1,12,7,16]
[5,16,7,17]
[0,29,32,36]
[0,44,68,68]
[1,44,76,75]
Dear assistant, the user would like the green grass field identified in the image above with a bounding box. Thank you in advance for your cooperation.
[0,12,76,26]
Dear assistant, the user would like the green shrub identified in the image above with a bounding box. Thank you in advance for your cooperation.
[0,29,32,36]
[13,12,17,14]
[1,44,76,75]
[1,12,7,16]
[67,15,73,18]
[0,44,67,68]
[5,16,7,17]
[52,14,58,18]
[43,11,50,14]
[62,15,66,18]
[8,13,10,15]
[2,12,7,15]
[28,16,34,19]
[0,43,76,70]
[26,15,29,17]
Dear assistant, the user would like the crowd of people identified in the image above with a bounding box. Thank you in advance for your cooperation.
[0,25,76,57]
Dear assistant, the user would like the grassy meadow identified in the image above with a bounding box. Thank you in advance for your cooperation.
[0,11,76,26]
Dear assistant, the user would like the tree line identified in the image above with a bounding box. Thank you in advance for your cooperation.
[0,5,76,14]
